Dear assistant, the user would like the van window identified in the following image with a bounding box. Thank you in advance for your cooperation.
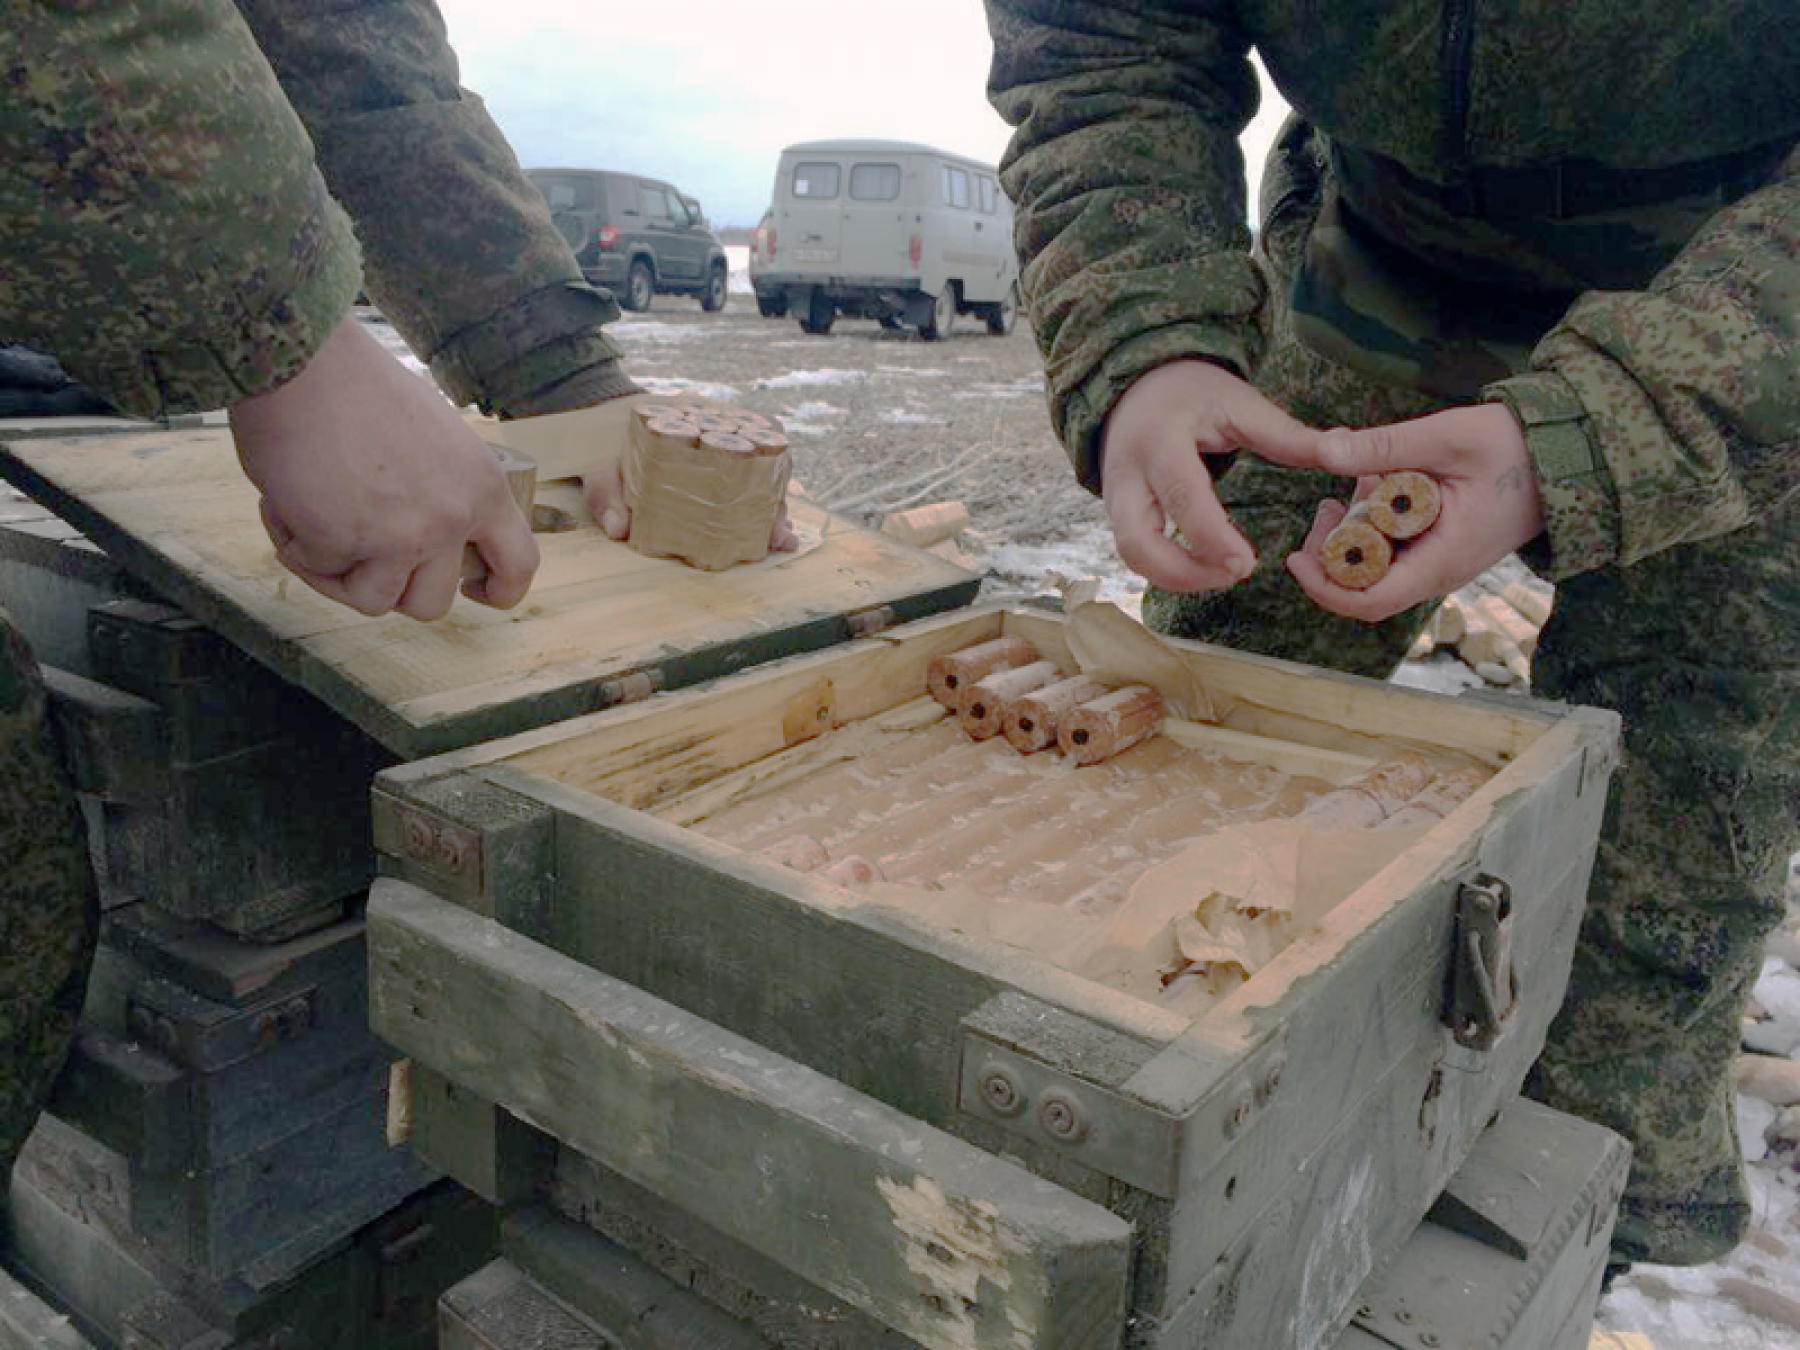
[792,162,841,199]
[942,165,971,209]
[528,172,595,211]
[979,176,999,214]
[849,163,902,201]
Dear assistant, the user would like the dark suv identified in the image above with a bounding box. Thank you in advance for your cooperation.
[528,167,730,313]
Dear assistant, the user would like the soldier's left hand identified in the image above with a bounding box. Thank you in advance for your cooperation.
[1260,404,1545,621]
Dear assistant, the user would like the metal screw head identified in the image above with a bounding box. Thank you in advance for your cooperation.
[1038,1088,1089,1144]
[979,1063,1026,1117]
[1420,1334,1440,1347]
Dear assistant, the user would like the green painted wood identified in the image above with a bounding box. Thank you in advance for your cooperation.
[505,1206,770,1350]
[481,766,1179,1132]
[1335,1099,1628,1350]
[439,1260,615,1350]
[45,1032,189,1173]
[409,1063,547,1207]
[369,880,1134,1350]
[40,666,167,803]
[1139,715,1620,1350]
[0,1264,97,1349]
[548,1142,917,1348]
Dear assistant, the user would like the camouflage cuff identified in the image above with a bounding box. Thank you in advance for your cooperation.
[1482,372,1621,580]
[427,281,628,413]
[121,195,363,417]
[1063,327,1253,494]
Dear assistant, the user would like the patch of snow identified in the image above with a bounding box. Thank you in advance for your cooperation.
[608,321,715,344]
[636,376,742,402]
[978,536,1147,617]
[725,244,752,294]
[879,410,942,425]
[753,369,867,389]
[952,380,1039,401]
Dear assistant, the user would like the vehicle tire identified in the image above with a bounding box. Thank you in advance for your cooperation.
[756,294,788,318]
[622,259,654,312]
[701,263,728,312]
[985,283,1019,336]
[798,289,834,336]
[918,283,957,341]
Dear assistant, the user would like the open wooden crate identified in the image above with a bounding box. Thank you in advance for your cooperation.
[369,602,1620,1350]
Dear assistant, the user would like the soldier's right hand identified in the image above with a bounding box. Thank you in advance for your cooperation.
[1100,361,1321,592]
[229,317,540,621]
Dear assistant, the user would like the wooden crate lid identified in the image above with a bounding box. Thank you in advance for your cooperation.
[0,423,977,759]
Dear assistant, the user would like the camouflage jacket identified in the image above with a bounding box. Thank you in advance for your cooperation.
[1,0,624,420]
[985,1,1800,578]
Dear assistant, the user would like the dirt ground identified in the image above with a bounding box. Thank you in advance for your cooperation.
[597,299,1138,609]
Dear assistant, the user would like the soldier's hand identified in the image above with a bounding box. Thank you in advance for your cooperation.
[231,317,540,621]
[1273,405,1544,621]
[581,439,799,553]
[1101,361,1322,592]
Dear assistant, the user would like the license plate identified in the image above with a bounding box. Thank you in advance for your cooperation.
[792,248,837,263]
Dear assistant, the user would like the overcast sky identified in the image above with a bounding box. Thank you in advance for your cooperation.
[434,0,1290,229]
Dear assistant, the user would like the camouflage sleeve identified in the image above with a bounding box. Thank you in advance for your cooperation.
[236,0,632,415]
[0,0,363,418]
[1483,144,1800,579]
[984,0,1267,492]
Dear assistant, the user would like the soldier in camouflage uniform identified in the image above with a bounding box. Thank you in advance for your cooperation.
[0,0,659,1193]
[985,1,1800,1269]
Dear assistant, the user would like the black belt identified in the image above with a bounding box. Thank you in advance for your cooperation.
[1335,135,1796,221]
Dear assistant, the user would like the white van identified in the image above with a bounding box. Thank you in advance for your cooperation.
[761,139,1020,339]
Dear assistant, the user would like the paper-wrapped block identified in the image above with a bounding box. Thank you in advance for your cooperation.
[624,404,791,571]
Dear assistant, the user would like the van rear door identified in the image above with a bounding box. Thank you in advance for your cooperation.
[778,156,845,275]
[838,157,911,283]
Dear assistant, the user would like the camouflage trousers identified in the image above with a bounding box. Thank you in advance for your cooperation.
[0,613,98,1193]
[1143,126,1797,1267]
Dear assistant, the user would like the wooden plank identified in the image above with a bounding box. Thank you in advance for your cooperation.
[548,1145,916,1348]
[0,1264,96,1349]
[40,666,168,803]
[369,879,1135,1350]
[1000,609,1549,766]
[0,427,977,758]
[439,1260,612,1350]
[505,1206,773,1350]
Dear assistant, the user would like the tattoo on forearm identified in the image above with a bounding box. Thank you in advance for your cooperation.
[1496,466,1525,493]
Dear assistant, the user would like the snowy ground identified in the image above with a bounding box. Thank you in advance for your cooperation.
[365,273,1800,1348]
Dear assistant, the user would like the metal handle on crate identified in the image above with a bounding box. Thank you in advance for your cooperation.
[1448,875,1517,1051]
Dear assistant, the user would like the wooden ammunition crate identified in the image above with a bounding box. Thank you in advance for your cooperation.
[7,1113,496,1350]
[0,500,382,936]
[433,1096,1628,1350]
[367,602,1620,1350]
[38,905,435,1289]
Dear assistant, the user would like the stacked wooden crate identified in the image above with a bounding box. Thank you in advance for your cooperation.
[0,493,490,1349]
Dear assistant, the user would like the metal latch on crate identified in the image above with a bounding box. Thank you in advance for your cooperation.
[1447,875,1516,1052]
[957,992,1186,1197]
